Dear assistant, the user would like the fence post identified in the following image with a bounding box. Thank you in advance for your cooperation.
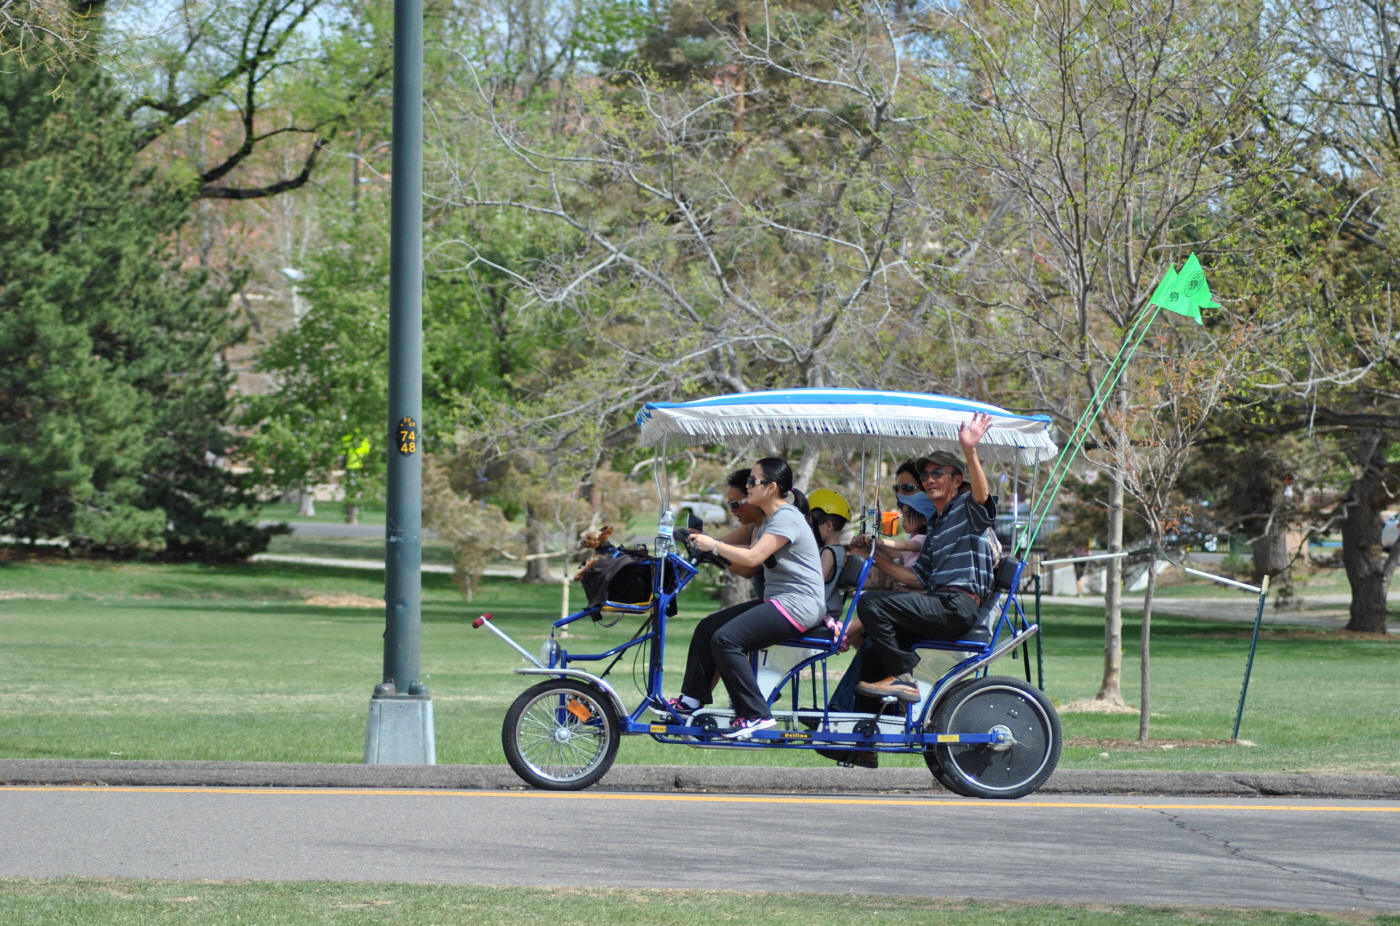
[1231,574,1271,741]
[1032,559,1045,691]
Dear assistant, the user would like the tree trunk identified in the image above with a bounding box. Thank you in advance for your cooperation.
[796,449,822,493]
[344,504,359,525]
[1138,552,1158,744]
[1251,527,1288,581]
[523,503,552,583]
[1340,430,1391,633]
[1095,471,1125,705]
[297,486,315,518]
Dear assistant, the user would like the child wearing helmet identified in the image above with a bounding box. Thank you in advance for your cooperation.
[807,488,852,621]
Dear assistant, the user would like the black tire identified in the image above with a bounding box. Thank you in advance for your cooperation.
[923,679,978,796]
[928,675,1061,800]
[502,679,620,790]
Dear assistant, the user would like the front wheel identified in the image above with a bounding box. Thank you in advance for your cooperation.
[928,675,1061,800]
[503,679,620,790]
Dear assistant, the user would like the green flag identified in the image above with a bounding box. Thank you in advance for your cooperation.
[1177,253,1216,319]
[1149,265,1201,323]
[1149,265,1179,308]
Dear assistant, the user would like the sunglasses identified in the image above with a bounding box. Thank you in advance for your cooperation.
[726,499,746,511]
[892,482,921,494]
[745,476,774,488]
[921,467,957,481]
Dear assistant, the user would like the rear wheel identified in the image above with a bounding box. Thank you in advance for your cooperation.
[928,675,1060,800]
[923,679,978,796]
[503,679,620,790]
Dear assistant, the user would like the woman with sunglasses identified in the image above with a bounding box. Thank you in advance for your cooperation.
[722,469,766,599]
[669,458,825,739]
[890,458,932,502]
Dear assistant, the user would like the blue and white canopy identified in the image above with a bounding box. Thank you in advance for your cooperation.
[636,389,1057,465]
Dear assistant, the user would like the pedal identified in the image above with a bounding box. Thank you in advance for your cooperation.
[837,758,856,768]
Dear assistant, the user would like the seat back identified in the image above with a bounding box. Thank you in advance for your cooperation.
[835,552,866,591]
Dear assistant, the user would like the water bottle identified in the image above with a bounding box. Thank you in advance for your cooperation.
[654,509,675,557]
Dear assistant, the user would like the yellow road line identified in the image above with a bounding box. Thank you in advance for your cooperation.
[1,785,1397,812]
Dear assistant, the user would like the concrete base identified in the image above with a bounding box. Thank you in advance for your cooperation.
[364,697,436,765]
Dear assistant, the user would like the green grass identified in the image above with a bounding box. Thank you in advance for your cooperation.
[1143,571,1355,598]
[264,532,459,567]
[0,880,1393,926]
[0,558,1397,772]
[1037,604,1400,774]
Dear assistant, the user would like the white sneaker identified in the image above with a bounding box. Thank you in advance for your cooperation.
[722,716,778,740]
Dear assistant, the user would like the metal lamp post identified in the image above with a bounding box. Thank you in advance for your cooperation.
[364,0,435,764]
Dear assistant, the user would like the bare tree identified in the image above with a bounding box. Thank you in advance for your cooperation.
[1238,0,1400,632]
[1107,325,1260,739]
[422,455,517,601]
[903,0,1297,703]
[1,0,99,63]
[428,1,934,471]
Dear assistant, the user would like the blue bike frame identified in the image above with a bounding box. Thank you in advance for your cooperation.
[483,549,1040,754]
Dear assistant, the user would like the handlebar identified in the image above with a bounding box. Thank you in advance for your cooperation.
[673,526,731,569]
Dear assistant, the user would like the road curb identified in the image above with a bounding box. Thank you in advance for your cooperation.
[1,760,1397,799]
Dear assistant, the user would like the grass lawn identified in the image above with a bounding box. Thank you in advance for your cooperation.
[264,532,459,567]
[1,879,1394,926]
[1,558,1397,773]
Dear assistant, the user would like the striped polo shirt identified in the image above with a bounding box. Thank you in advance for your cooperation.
[912,490,998,599]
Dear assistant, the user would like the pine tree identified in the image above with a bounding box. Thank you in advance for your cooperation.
[0,44,277,558]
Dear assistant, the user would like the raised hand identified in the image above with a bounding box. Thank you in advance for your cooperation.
[958,412,993,452]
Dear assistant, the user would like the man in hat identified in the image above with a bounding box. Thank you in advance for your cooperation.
[848,412,998,703]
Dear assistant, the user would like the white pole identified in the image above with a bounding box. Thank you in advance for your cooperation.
[561,563,570,621]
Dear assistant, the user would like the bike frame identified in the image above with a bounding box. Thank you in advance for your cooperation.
[480,550,1038,754]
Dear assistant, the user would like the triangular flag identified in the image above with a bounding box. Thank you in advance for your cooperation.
[1149,265,1201,322]
[1149,265,1180,309]
[1177,253,1213,322]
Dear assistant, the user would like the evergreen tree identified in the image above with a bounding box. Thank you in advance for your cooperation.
[0,44,278,558]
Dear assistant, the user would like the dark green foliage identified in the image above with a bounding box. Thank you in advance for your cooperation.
[0,48,276,558]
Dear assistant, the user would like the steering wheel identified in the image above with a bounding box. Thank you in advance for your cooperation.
[674,527,731,569]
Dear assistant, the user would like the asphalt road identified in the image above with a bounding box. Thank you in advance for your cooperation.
[2,787,1396,912]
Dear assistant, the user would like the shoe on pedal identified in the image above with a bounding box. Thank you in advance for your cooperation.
[722,716,777,740]
[849,750,878,769]
[652,697,694,724]
[855,674,921,703]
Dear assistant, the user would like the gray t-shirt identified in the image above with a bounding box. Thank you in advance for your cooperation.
[752,503,826,631]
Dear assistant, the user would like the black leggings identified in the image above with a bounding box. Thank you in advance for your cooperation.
[680,600,800,720]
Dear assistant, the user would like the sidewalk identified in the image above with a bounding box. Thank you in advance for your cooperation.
[2,760,1396,800]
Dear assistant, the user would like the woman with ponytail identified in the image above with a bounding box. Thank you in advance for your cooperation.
[668,458,826,739]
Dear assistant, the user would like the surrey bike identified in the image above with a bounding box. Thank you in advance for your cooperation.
[474,388,1063,798]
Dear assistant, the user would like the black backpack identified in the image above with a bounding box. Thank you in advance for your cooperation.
[578,547,679,617]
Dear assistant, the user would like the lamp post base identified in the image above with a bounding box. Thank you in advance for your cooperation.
[364,695,436,765]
